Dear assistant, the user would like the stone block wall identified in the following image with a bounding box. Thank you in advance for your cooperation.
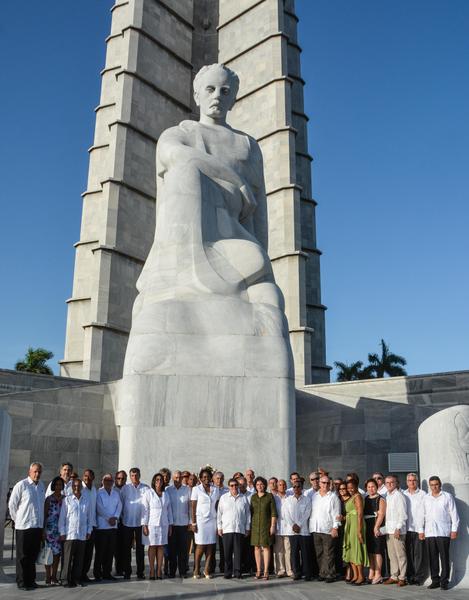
[0,382,118,487]
[297,370,469,482]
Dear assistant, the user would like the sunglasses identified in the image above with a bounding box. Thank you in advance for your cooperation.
[310,477,319,481]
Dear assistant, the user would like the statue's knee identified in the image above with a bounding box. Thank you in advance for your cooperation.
[248,282,285,311]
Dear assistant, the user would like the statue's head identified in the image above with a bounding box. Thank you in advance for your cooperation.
[193,64,239,122]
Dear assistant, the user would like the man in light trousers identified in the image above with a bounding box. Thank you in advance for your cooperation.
[382,475,408,587]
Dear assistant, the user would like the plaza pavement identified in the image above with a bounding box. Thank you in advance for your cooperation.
[2,527,465,600]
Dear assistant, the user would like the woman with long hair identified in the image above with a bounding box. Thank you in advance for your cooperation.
[250,476,277,580]
[364,478,386,583]
[335,481,350,579]
[343,477,369,585]
[142,473,173,579]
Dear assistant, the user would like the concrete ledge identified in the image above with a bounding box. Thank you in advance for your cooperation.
[0,369,97,395]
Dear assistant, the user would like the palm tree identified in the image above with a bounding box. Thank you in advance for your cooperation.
[367,339,407,378]
[334,361,375,382]
[15,347,54,375]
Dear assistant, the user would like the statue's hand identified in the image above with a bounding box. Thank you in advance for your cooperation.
[239,183,257,221]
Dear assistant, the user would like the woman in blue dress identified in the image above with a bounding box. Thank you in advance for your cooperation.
[43,476,64,585]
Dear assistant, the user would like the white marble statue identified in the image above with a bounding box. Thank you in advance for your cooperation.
[124,63,289,374]
[116,64,295,481]
[419,405,469,588]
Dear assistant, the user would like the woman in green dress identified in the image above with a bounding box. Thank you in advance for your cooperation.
[250,477,277,580]
[343,477,369,585]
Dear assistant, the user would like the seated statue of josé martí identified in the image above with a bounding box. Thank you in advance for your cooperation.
[117,64,295,479]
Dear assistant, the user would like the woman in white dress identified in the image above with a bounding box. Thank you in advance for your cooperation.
[190,469,220,578]
[142,473,173,579]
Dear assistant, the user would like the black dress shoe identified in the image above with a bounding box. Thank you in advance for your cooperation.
[317,576,324,581]
[224,574,232,579]
[428,581,440,589]
[123,574,131,580]
[441,583,449,590]
[137,574,146,580]
[304,577,312,581]
[325,578,335,583]
[81,575,91,582]
[103,575,117,581]
[20,583,38,589]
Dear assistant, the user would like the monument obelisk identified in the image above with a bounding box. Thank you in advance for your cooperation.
[60,0,329,387]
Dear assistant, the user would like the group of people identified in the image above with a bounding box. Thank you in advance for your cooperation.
[8,461,460,591]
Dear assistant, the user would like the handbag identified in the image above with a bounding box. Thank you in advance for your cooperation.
[37,543,53,566]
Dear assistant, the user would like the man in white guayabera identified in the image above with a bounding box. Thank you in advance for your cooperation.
[9,462,45,590]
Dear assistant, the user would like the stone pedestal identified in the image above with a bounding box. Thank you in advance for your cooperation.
[115,295,296,482]
[115,373,295,484]
[0,409,12,564]
[419,405,469,588]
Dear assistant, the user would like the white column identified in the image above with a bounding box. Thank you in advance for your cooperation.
[418,405,469,588]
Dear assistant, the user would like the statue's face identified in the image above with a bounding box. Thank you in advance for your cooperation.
[195,67,236,120]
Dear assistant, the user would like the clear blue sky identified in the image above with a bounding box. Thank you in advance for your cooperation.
[1,1,468,378]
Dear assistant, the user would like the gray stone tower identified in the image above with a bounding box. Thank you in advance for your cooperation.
[60,0,329,385]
